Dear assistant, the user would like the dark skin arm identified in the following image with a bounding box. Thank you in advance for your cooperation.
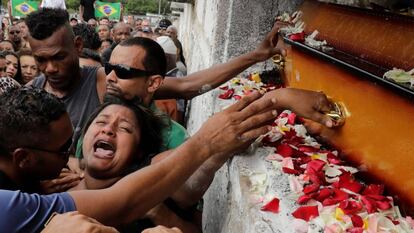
[154,21,288,100]
[69,92,276,227]
[162,88,335,208]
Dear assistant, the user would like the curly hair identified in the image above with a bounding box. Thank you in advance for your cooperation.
[72,23,101,51]
[81,94,166,166]
[0,87,66,151]
[25,8,69,40]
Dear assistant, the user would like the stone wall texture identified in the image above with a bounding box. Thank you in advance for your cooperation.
[175,1,306,232]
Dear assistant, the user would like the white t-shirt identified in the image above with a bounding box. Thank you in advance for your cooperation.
[40,0,66,10]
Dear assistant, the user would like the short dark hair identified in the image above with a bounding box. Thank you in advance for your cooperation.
[0,87,66,151]
[25,8,69,40]
[99,16,109,21]
[81,94,165,165]
[80,48,102,64]
[72,23,101,50]
[119,37,167,77]
[158,19,172,29]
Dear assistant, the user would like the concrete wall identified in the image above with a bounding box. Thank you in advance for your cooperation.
[174,1,304,232]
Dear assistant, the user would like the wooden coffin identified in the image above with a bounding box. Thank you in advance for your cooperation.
[281,0,414,213]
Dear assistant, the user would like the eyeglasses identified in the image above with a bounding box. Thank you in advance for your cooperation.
[104,63,155,79]
[9,31,20,35]
[18,136,73,158]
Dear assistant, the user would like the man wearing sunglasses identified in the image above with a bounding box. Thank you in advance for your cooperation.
[26,8,284,152]
[0,85,281,233]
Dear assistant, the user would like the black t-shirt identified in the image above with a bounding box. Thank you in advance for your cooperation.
[81,0,96,21]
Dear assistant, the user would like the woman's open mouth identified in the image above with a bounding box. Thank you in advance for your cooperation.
[93,140,116,159]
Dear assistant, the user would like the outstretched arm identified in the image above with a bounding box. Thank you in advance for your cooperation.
[69,92,276,227]
[166,88,335,208]
[155,21,287,100]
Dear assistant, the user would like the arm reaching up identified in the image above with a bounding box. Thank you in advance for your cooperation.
[155,21,287,100]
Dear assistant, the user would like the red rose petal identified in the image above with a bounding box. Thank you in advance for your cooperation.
[261,198,280,213]
[277,144,294,158]
[303,183,320,195]
[351,215,364,228]
[339,200,363,215]
[292,206,319,221]
[327,152,342,165]
[289,32,305,42]
[333,172,363,193]
[361,196,377,213]
[315,188,332,202]
[362,184,384,196]
[297,195,312,204]
[306,159,326,173]
[282,167,301,175]
[376,199,392,210]
[322,189,349,206]
[218,89,234,99]
[287,112,297,125]
[298,145,319,153]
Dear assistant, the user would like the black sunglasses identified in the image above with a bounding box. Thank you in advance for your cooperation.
[104,63,155,79]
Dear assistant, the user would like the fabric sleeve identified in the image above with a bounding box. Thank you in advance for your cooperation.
[0,190,76,233]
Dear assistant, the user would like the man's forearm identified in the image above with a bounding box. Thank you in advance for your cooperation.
[70,135,211,227]
[156,51,261,100]
[171,154,228,208]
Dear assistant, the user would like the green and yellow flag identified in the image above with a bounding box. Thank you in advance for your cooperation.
[95,1,121,21]
[11,0,40,17]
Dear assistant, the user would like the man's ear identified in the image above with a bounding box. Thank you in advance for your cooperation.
[12,148,32,169]
[74,36,83,53]
[147,75,164,93]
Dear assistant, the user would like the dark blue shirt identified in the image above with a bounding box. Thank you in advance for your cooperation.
[0,190,76,233]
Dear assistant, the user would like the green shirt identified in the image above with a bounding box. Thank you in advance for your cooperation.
[150,102,188,151]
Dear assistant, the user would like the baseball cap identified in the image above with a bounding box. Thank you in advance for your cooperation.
[156,36,177,55]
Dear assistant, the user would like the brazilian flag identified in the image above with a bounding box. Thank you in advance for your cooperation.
[11,0,40,17]
[95,1,121,21]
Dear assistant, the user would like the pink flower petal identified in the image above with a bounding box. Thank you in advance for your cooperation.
[287,112,297,125]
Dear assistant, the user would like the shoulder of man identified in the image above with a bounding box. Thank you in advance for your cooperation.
[0,190,76,233]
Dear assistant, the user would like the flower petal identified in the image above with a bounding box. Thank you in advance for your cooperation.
[277,143,294,157]
[351,215,364,228]
[292,205,319,221]
[261,197,280,213]
[218,88,235,99]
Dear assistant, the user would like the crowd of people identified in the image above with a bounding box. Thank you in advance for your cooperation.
[0,5,338,233]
